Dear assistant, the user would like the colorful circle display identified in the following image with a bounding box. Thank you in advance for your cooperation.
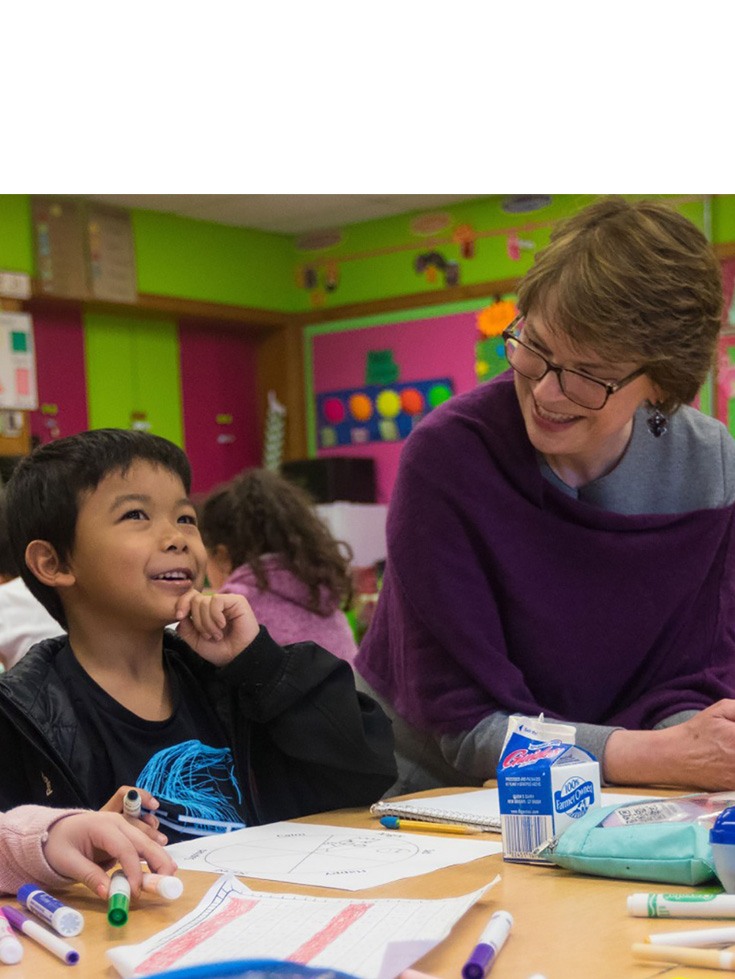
[349,392,373,422]
[427,383,453,408]
[323,397,346,424]
[375,389,401,419]
[400,388,424,415]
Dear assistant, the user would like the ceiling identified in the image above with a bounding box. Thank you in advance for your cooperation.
[80,194,489,236]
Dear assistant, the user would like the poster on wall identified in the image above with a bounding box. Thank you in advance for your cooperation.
[87,205,138,303]
[0,312,38,410]
[317,377,454,448]
[32,197,88,299]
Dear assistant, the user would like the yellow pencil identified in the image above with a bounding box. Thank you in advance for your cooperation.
[379,816,478,835]
[632,941,735,970]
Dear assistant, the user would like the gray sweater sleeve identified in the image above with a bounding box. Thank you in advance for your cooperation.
[438,714,622,785]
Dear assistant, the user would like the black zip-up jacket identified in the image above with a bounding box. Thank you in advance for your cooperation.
[0,627,397,822]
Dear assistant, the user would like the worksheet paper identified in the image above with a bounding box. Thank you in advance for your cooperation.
[165,821,503,890]
[107,874,497,979]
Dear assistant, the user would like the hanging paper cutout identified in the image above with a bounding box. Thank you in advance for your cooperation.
[453,224,477,259]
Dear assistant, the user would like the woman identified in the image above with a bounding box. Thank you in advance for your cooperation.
[355,196,735,794]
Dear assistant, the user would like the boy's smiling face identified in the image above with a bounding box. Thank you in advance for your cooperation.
[63,459,207,631]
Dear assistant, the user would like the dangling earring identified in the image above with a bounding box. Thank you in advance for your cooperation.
[646,402,668,438]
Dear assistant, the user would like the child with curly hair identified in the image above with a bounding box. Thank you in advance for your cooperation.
[200,468,358,664]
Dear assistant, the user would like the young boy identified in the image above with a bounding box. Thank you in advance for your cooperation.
[0,430,396,843]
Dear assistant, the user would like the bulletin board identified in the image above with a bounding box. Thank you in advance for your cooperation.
[305,299,506,503]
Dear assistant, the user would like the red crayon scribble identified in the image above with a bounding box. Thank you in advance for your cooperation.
[287,903,372,963]
[136,898,257,974]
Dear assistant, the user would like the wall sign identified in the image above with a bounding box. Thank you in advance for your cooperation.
[0,312,38,410]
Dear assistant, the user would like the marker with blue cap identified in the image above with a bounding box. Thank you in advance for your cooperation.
[461,910,513,979]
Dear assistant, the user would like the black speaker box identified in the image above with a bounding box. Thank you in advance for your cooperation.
[281,457,376,504]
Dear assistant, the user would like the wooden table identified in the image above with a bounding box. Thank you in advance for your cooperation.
[2,787,730,979]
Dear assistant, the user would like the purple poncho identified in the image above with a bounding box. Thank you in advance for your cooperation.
[356,372,735,734]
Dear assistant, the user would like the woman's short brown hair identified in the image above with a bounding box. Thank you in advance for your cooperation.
[517,196,723,413]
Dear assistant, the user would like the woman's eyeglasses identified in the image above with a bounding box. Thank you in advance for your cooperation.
[502,317,646,411]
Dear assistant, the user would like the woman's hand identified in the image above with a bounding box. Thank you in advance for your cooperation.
[605,699,735,789]
[43,811,178,899]
[174,590,259,666]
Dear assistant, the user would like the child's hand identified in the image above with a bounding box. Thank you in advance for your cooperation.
[174,589,259,665]
[43,811,178,899]
[101,785,167,844]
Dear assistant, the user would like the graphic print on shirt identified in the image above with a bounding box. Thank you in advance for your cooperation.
[136,739,246,839]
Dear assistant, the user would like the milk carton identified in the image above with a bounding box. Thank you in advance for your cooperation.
[497,729,601,863]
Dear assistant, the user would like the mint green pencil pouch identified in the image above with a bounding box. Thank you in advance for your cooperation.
[543,798,719,886]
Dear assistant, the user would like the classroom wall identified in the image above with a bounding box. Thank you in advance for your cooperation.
[288,196,716,313]
[3,195,733,317]
[4,194,735,503]
[132,210,303,312]
[307,301,489,503]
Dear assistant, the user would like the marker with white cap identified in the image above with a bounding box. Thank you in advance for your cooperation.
[140,874,184,900]
[16,884,84,937]
[0,908,23,965]
[1,906,79,965]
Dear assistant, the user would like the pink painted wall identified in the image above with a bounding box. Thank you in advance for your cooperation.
[30,306,89,445]
[178,325,261,495]
[312,310,480,503]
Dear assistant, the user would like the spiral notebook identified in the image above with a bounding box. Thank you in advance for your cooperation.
[370,788,657,833]
[370,788,502,832]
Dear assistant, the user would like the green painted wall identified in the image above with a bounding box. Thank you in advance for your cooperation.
[289,194,710,313]
[0,194,33,273]
[0,194,730,314]
[713,194,735,244]
[132,210,302,311]
[84,312,184,445]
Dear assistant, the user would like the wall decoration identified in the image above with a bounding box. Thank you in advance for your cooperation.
[317,377,454,448]
[475,297,517,383]
[86,205,137,303]
[32,198,88,299]
[0,312,38,410]
[414,251,460,287]
[506,233,536,261]
[366,349,400,386]
[409,211,453,236]
[262,389,287,471]
[452,223,477,259]
[295,229,343,251]
[307,301,498,502]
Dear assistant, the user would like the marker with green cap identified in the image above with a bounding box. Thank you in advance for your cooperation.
[107,870,130,927]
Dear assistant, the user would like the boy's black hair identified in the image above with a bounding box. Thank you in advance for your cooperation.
[5,429,192,628]
[0,494,20,579]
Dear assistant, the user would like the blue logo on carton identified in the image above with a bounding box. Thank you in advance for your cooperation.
[554,776,595,819]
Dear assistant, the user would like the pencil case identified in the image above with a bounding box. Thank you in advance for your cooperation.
[541,795,735,886]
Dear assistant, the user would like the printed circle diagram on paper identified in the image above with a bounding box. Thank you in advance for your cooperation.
[200,829,421,878]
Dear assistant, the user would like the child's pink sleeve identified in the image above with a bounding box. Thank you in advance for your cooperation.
[0,806,87,894]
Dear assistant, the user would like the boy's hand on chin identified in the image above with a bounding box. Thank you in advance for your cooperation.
[174,589,259,665]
